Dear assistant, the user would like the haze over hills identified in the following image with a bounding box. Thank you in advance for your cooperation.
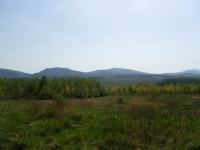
[32,67,85,78]
[87,68,147,77]
[0,68,31,78]
[0,67,149,78]
[0,67,200,78]
[163,69,200,76]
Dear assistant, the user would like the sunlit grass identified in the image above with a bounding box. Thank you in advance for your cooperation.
[1,94,200,149]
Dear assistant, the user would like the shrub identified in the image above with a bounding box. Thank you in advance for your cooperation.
[117,97,124,104]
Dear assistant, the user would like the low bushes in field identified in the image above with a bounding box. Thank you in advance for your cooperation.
[30,100,83,122]
[117,97,124,104]
[1,94,200,149]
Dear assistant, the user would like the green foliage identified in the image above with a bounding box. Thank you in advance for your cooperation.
[2,76,200,100]
[0,78,7,99]
[2,94,200,149]
[39,76,48,91]
[99,85,108,96]
[0,76,103,100]
[99,77,161,86]
[52,91,64,106]
[1,94,200,149]
[198,84,200,93]
[185,141,200,150]
[65,86,74,98]
[157,77,200,86]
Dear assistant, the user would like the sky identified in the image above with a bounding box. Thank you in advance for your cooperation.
[0,0,200,74]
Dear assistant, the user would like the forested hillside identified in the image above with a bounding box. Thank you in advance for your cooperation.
[0,68,30,78]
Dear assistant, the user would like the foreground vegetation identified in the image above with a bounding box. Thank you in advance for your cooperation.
[1,76,200,101]
[1,77,200,149]
[1,94,200,149]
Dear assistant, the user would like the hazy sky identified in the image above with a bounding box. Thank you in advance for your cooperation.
[0,0,200,74]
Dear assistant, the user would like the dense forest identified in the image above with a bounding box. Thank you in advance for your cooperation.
[157,77,200,85]
[0,76,107,100]
[1,76,200,100]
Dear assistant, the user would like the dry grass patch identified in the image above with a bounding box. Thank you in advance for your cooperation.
[192,96,200,99]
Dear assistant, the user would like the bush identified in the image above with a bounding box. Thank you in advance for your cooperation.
[117,97,124,104]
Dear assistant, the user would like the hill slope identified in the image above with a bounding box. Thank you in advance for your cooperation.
[163,69,200,76]
[31,67,86,78]
[1,67,200,78]
[178,69,200,75]
[87,68,148,77]
[0,68,31,78]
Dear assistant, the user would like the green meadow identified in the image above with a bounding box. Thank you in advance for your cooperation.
[1,94,200,149]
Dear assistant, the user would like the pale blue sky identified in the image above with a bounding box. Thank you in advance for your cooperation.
[0,0,200,74]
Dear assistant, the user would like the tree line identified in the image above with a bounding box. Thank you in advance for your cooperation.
[106,83,200,95]
[157,77,200,86]
[0,76,107,100]
[1,76,200,100]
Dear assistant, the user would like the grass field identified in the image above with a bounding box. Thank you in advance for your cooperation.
[1,94,200,149]
[98,78,162,86]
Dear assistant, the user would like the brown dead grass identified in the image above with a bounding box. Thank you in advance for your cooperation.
[192,96,200,99]
[66,95,169,109]
[38,100,54,104]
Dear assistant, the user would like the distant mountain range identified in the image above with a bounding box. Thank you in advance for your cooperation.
[0,68,31,78]
[86,68,147,77]
[0,67,200,78]
[163,69,200,76]
[31,68,85,78]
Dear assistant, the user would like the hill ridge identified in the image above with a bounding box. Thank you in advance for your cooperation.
[0,67,200,78]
